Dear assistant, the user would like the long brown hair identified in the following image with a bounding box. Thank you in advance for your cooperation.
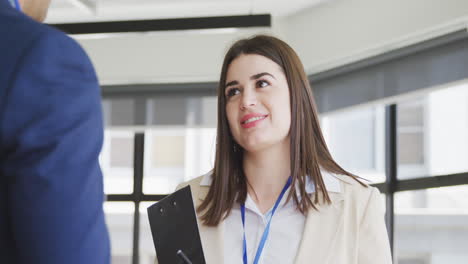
[198,35,365,226]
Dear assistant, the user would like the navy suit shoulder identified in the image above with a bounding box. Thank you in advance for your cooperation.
[0,4,95,108]
[0,3,110,264]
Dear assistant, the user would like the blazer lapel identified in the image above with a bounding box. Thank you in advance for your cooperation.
[294,190,345,264]
[194,185,224,264]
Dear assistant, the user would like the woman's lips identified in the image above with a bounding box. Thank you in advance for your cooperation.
[241,115,267,128]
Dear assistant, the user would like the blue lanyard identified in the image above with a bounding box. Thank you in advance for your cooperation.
[8,0,22,11]
[241,176,292,264]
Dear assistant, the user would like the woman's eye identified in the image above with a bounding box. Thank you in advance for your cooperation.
[257,80,269,88]
[226,88,240,98]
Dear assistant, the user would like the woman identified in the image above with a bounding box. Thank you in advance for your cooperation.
[178,35,392,264]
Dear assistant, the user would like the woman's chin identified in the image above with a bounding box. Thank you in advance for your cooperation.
[240,135,290,154]
[241,140,273,153]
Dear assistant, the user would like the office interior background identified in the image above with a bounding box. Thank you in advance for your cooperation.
[45,0,468,263]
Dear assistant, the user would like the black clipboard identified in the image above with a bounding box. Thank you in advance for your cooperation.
[147,186,206,264]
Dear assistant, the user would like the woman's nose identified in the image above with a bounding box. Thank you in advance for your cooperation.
[240,89,257,110]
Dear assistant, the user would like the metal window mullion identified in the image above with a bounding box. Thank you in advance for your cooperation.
[132,133,145,264]
[385,104,397,258]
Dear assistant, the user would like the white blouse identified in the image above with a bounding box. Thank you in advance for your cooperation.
[199,172,342,264]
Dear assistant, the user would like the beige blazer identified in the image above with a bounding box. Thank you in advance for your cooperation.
[158,173,392,264]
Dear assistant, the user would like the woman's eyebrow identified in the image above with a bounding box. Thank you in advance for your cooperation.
[225,80,238,89]
[250,72,275,80]
[225,72,275,88]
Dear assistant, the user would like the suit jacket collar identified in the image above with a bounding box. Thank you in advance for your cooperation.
[0,0,18,16]
[1,0,14,9]
[293,191,346,263]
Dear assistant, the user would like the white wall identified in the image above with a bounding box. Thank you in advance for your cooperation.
[77,28,275,85]
[76,0,468,86]
[284,0,468,74]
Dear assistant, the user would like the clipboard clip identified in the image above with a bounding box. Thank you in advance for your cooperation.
[177,249,193,264]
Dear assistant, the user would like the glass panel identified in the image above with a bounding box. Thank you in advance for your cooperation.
[143,129,185,194]
[186,96,218,126]
[321,105,386,183]
[199,96,218,127]
[184,127,217,180]
[101,131,134,194]
[143,127,217,194]
[398,101,424,127]
[140,202,157,264]
[104,202,134,264]
[151,135,185,168]
[395,185,468,264]
[150,97,187,125]
[148,96,217,126]
[110,137,134,167]
[397,82,468,179]
[398,132,424,165]
[102,99,111,127]
[397,259,429,264]
[110,99,135,126]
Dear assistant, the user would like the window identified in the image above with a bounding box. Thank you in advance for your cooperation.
[397,257,429,264]
[143,130,186,194]
[101,130,134,194]
[321,105,386,183]
[395,185,468,264]
[149,97,187,125]
[139,202,157,264]
[99,81,468,264]
[109,99,135,126]
[104,202,134,264]
[397,98,427,179]
[397,83,468,179]
[101,94,217,263]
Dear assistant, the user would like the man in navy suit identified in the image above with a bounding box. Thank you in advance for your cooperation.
[0,0,111,263]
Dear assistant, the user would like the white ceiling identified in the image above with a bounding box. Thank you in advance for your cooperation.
[46,0,332,24]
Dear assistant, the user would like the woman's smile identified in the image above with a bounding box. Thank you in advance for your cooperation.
[241,114,268,128]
